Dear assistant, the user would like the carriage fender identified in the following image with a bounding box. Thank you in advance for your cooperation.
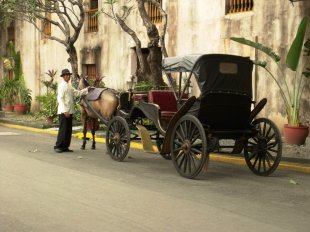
[160,96,197,155]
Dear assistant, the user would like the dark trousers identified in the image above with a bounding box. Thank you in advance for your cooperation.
[54,113,73,150]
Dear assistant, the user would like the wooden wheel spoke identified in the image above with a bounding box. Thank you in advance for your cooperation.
[190,130,201,144]
[189,151,198,169]
[179,122,187,139]
[267,141,278,149]
[191,146,203,155]
[173,145,183,153]
[257,155,262,172]
[262,122,267,135]
[178,152,186,167]
[264,125,272,137]
[266,151,276,162]
[266,132,276,143]
[176,130,185,142]
[175,150,184,162]
[183,154,189,173]
[262,156,267,172]
[174,140,183,146]
[265,153,273,168]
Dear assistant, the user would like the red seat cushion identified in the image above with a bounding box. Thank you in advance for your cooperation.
[148,90,177,112]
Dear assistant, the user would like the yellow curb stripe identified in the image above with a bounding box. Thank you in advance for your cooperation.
[0,123,58,135]
[278,162,310,174]
[1,122,309,174]
[210,154,245,166]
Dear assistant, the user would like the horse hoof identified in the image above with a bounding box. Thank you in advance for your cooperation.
[81,147,85,150]
[91,147,96,150]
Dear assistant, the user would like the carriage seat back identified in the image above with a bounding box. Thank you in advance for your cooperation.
[198,91,252,130]
[148,90,177,118]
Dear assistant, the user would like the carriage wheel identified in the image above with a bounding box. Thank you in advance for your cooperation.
[244,118,282,176]
[106,116,131,161]
[171,115,209,179]
[156,132,171,160]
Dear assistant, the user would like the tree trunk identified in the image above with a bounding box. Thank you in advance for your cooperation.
[147,46,165,87]
[66,44,79,84]
[137,0,165,87]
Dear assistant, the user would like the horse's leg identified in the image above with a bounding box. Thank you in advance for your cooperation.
[91,119,96,150]
[81,118,87,150]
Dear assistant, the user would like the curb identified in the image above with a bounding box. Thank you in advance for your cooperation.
[1,122,309,174]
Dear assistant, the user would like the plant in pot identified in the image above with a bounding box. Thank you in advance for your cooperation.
[35,70,58,123]
[231,16,309,145]
[0,77,17,111]
[14,84,32,115]
[36,93,58,124]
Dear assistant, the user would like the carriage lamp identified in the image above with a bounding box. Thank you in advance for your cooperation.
[126,75,137,101]
[126,75,137,92]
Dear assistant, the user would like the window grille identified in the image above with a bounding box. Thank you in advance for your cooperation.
[43,12,52,36]
[85,0,98,32]
[147,0,162,24]
[7,25,15,44]
[225,0,254,14]
[85,64,97,80]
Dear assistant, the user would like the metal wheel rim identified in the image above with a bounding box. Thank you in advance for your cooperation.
[244,118,282,176]
[171,115,208,179]
[106,116,131,161]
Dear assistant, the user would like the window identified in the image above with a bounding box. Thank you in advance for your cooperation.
[86,0,98,32]
[225,0,254,15]
[7,22,15,80]
[85,64,97,80]
[42,0,52,37]
[147,0,162,24]
[42,12,52,36]
[7,22,15,44]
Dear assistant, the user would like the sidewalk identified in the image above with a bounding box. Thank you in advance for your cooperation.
[1,110,309,173]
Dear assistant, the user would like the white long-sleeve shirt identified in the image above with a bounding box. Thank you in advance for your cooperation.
[57,80,88,114]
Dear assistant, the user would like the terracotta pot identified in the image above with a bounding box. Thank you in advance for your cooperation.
[46,116,55,124]
[5,104,14,112]
[283,124,309,145]
[14,104,28,115]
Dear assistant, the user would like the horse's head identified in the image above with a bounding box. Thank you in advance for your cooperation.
[78,76,90,90]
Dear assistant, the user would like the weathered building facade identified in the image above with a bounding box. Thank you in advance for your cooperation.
[0,0,309,129]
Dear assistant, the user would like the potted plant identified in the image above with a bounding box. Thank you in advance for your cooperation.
[36,93,58,123]
[231,16,309,145]
[14,84,32,115]
[0,77,17,111]
[35,70,58,123]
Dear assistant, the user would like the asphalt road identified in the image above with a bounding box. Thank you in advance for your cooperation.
[0,126,310,232]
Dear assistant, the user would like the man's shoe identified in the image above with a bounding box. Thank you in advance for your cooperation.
[54,148,63,153]
[63,149,74,152]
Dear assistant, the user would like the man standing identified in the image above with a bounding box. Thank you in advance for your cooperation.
[54,69,89,153]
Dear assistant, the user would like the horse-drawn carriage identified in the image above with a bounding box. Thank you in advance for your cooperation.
[81,54,282,179]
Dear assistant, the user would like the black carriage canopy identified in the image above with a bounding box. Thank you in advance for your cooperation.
[162,54,254,98]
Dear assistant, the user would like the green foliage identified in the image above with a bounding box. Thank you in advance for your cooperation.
[134,80,156,91]
[35,92,58,118]
[42,69,58,93]
[230,37,281,62]
[0,77,18,104]
[19,85,32,106]
[286,17,308,71]
[231,16,309,126]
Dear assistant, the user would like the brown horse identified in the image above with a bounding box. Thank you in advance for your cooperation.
[78,77,119,150]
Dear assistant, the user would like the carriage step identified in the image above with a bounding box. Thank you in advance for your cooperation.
[136,124,155,152]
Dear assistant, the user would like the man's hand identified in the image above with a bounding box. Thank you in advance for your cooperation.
[64,112,71,118]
